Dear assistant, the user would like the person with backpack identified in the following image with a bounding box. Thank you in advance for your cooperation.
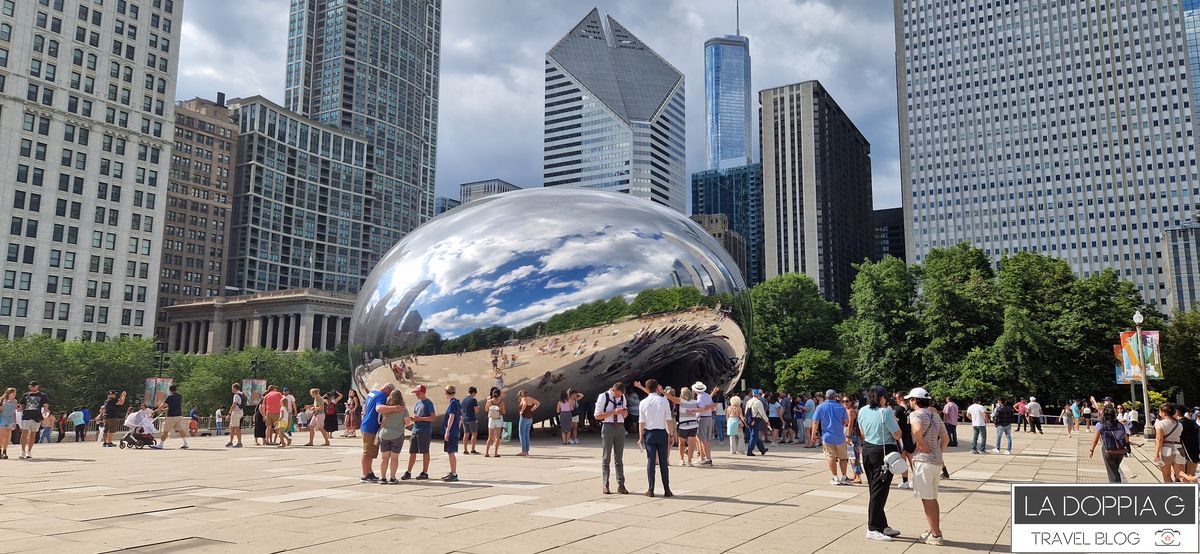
[1089,407,1128,482]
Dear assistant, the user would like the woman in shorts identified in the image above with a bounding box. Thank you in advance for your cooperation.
[677,387,700,466]
[376,389,408,484]
[484,388,506,457]
[1154,402,1185,482]
[0,388,16,459]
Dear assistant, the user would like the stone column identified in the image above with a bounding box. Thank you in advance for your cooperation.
[168,322,179,352]
[265,315,276,350]
[249,315,263,348]
[211,315,227,353]
[276,315,288,351]
[298,311,314,351]
[331,316,341,349]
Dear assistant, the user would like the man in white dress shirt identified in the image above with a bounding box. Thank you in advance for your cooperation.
[636,379,674,498]
[594,382,629,494]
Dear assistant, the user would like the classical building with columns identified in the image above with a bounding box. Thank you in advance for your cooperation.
[162,288,354,354]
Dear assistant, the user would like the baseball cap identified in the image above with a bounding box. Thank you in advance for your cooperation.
[751,388,762,395]
[107,390,117,395]
[1103,396,1113,402]
[904,387,931,400]
[1029,396,1036,401]
[411,384,427,394]
[28,381,38,387]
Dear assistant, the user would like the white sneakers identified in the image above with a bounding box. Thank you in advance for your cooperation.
[830,476,841,485]
[990,448,1000,454]
[897,481,912,490]
[1005,449,1012,455]
[865,530,892,542]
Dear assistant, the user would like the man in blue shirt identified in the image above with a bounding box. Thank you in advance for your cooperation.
[460,386,479,455]
[358,383,395,482]
[803,395,818,447]
[441,385,462,482]
[402,385,436,481]
[811,388,850,485]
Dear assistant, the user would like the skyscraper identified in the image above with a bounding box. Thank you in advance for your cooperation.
[761,81,873,308]
[226,96,377,294]
[897,0,1197,307]
[156,96,238,342]
[704,33,751,169]
[871,208,906,262]
[1161,214,1200,314]
[691,165,764,285]
[543,8,686,213]
[0,0,183,340]
[284,0,441,258]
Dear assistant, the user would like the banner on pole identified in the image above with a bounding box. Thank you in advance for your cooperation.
[242,378,267,406]
[143,377,173,407]
[1113,345,1130,384]
[1118,330,1162,380]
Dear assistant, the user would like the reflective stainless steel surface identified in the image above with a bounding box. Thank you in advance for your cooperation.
[348,188,749,423]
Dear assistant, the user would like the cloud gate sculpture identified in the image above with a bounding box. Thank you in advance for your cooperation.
[348,188,749,424]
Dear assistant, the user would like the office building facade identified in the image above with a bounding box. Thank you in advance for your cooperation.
[704,34,752,170]
[0,0,182,340]
[761,81,873,307]
[433,196,460,215]
[156,96,237,342]
[691,164,764,285]
[872,207,906,262]
[226,96,376,295]
[897,0,1197,307]
[1162,215,1200,314]
[460,178,521,204]
[543,8,686,213]
[284,0,441,258]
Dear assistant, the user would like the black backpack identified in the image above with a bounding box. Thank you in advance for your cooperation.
[1100,424,1129,456]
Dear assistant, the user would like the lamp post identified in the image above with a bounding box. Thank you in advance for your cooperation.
[1134,311,1153,439]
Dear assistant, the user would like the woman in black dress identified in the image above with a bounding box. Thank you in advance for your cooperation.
[323,390,343,435]
[253,405,266,445]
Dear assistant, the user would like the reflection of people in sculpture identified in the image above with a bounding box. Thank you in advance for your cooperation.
[493,367,505,390]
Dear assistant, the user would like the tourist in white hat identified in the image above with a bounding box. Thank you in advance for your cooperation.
[905,387,949,546]
[691,381,717,465]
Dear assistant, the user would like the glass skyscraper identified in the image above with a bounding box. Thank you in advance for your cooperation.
[691,165,764,285]
[897,0,1197,307]
[543,9,687,213]
[284,0,441,257]
[704,35,752,170]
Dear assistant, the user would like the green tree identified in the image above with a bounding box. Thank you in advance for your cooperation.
[774,348,845,393]
[1161,308,1200,405]
[838,257,922,391]
[918,244,1001,384]
[748,274,841,388]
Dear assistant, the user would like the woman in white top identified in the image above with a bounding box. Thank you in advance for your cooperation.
[484,388,506,457]
[1154,403,1185,482]
[677,388,700,466]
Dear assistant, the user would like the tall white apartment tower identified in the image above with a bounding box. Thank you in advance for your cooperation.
[897,0,1198,307]
[543,8,686,213]
[0,0,183,340]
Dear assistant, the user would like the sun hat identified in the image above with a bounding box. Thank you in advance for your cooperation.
[691,382,707,393]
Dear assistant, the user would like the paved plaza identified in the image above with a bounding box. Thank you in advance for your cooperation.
[0,424,1166,553]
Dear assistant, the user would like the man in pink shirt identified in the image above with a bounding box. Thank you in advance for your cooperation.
[260,386,283,445]
[1014,399,1028,432]
[942,397,959,448]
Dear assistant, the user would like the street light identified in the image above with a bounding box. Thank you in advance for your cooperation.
[1133,310,1153,439]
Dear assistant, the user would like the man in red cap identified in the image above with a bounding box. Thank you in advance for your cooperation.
[402,384,437,481]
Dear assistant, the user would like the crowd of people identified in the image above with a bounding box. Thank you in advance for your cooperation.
[6,370,1200,546]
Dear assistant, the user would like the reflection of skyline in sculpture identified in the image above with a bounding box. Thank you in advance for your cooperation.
[347,188,750,423]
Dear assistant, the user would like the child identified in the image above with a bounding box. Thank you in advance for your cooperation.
[377,390,408,484]
[276,402,292,447]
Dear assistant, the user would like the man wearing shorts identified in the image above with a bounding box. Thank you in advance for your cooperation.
[692,382,714,465]
[153,384,189,449]
[99,390,126,447]
[906,387,949,546]
[358,383,394,482]
[811,388,850,485]
[402,385,436,481]
[460,387,479,455]
[18,382,48,459]
[441,386,462,482]
[226,383,247,448]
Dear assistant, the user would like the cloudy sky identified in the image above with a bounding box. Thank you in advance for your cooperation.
[178,0,900,209]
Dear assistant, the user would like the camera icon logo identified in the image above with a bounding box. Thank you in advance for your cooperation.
[1155,529,1181,547]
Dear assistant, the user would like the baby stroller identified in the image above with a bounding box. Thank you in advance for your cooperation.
[119,409,158,449]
